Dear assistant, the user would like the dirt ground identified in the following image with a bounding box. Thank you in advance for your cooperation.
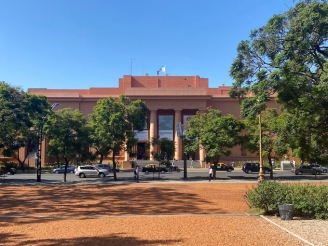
[0,183,307,245]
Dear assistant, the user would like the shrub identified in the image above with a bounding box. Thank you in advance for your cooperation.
[244,181,328,219]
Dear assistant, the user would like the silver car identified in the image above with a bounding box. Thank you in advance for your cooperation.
[294,165,322,175]
[75,165,109,178]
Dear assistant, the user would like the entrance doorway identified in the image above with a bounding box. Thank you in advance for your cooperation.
[137,143,146,160]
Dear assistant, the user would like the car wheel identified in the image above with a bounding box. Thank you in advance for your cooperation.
[323,170,327,173]
[161,170,165,174]
[247,169,252,174]
[79,173,86,178]
[264,170,269,174]
[99,173,105,178]
[177,168,180,172]
[55,171,59,174]
[70,170,74,174]
[316,171,320,175]
[298,171,302,175]
[145,170,149,174]
[227,169,232,172]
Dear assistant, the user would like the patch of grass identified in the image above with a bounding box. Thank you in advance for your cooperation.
[247,208,265,215]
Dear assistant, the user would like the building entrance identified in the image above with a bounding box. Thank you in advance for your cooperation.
[137,143,146,160]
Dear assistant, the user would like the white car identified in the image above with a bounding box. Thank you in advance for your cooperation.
[75,165,109,178]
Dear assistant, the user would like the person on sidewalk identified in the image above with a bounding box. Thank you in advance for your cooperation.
[190,158,193,168]
[209,166,213,181]
[134,166,139,183]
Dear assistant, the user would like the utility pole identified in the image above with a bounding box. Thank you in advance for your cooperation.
[36,103,60,182]
[130,58,135,75]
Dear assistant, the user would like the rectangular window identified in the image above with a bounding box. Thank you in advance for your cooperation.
[158,115,173,140]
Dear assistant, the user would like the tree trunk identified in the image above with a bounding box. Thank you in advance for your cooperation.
[112,152,117,181]
[267,155,274,180]
[56,155,60,168]
[99,155,104,164]
[63,158,69,182]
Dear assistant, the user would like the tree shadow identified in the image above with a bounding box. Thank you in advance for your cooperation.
[0,231,181,246]
[0,183,247,220]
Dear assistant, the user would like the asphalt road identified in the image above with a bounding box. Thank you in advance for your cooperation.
[1,168,328,185]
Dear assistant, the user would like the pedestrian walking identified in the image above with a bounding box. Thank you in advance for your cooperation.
[209,166,213,181]
[134,166,139,183]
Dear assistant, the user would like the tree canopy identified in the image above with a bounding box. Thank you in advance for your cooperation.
[243,109,293,178]
[43,108,91,182]
[229,0,328,163]
[88,95,147,180]
[0,81,50,169]
[184,108,244,179]
[147,136,175,178]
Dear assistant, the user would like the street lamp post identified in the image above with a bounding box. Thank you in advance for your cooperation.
[258,113,265,183]
[176,122,187,179]
[36,103,59,182]
[183,137,187,179]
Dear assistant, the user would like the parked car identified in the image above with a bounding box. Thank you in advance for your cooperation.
[142,164,168,174]
[0,168,16,175]
[10,168,17,175]
[294,165,323,175]
[75,165,109,178]
[242,162,271,174]
[95,164,120,172]
[211,163,234,172]
[308,164,328,173]
[53,166,75,174]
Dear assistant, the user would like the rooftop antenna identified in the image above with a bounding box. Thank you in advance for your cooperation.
[130,58,135,75]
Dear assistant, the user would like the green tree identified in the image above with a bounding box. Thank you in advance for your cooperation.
[147,136,175,178]
[184,108,244,179]
[44,108,91,182]
[88,95,147,180]
[243,109,292,179]
[0,81,50,170]
[230,0,328,164]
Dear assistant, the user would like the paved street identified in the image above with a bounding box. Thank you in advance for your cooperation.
[2,168,328,185]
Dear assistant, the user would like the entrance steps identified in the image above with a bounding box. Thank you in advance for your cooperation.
[133,160,202,169]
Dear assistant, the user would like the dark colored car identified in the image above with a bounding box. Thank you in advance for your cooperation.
[242,162,271,174]
[211,163,234,172]
[0,168,16,175]
[10,168,17,175]
[53,166,75,174]
[294,165,322,175]
[308,164,327,173]
[142,164,168,174]
[95,164,120,172]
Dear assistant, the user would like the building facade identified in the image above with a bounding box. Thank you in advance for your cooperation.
[29,75,274,165]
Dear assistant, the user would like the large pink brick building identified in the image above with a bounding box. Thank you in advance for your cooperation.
[29,74,274,165]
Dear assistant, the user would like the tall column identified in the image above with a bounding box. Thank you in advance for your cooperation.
[174,110,182,160]
[149,110,157,161]
[199,110,206,164]
[124,143,129,161]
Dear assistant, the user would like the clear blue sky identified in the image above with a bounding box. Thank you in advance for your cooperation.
[0,0,296,91]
